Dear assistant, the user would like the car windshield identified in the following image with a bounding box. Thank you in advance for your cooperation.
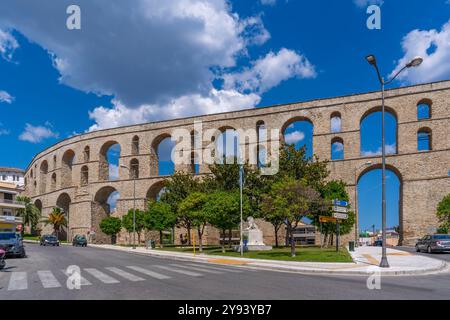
[47,236,57,240]
[0,233,16,240]
[433,235,450,240]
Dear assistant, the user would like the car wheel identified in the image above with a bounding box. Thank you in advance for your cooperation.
[415,245,420,252]
[20,250,26,258]
[427,246,433,254]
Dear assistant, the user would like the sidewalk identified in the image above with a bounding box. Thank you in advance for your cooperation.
[83,243,448,276]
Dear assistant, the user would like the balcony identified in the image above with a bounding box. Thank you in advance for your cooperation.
[0,215,23,224]
[0,198,26,209]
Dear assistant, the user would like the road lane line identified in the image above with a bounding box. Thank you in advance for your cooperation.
[126,266,171,280]
[185,263,243,273]
[105,267,145,282]
[154,265,203,277]
[84,268,120,284]
[171,264,223,274]
[8,272,28,291]
[61,270,92,286]
[37,271,61,288]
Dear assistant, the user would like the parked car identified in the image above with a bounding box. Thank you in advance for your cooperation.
[40,235,60,246]
[373,240,382,246]
[416,234,450,253]
[72,235,88,247]
[0,232,26,258]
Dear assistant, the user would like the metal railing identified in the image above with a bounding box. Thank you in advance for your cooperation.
[0,198,25,206]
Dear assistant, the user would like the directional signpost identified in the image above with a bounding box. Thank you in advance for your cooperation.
[332,199,349,252]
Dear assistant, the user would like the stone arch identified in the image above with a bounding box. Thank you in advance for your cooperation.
[131,135,140,155]
[99,141,121,181]
[215,126,239,163]
[330,111,342,133]
[39,160,48,194]
[281,116,314,158]
[53,155,57,169]
[34,199,42,213]
[92,186,120,243]
[51,173,57,191]
[331,137,344,160]
[56,192,72,240]
[417,127,432,151]
[357,164,403,245]
[417,98,432,120]
[130,158,139,179]
[256,120,266,166]
[150,133,171,176]
[61,149,75,188]
[360,106,398,156]
[83,146,90,162]
[80,165,89,186]
[151,133,175,176]
[146,181,166,201]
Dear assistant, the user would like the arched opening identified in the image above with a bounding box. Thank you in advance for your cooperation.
[189,130,200,174]
[357,165,402,246]
[360,108,398,157]
[99,141,121,181]
[417,127,432,151]
[132,136,140,155]
[153,135,175,176]
[215,127,240,164]
[56,193,72,241]
[282,117,314,159]
[190,152,200,174]
[330,112,342,133]
[53,155,57,169]
[51,173,57,191]
[146,181,166,202]
[61,150,75,188]
[417,99,431,120]
[331,137,344,160]
[83,146,90,162]
[34,199,42,213]
[93,186,120,243]
[130,158,139,179]
[39,161,48,194]
[80,165,89,186]
[256,121,266,167]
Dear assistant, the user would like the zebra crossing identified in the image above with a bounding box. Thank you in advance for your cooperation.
[0,262,247,292]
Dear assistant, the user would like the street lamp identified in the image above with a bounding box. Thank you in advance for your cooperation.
[120,164,137,249]
[354,161,372,247]
[365,54,423,268]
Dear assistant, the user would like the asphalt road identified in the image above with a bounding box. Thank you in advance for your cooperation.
[396,246,450,262]
[1,243,450,300]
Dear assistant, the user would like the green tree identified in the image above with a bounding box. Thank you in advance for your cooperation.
[16,196,41,236]
[178,192,209,252]
[99,216,122,244]
[204,190,249,253]
[437,193,450,232]
[144,201,177,247]
[42,207,67,240]
[262,178,321,257]
[121,209,145,245]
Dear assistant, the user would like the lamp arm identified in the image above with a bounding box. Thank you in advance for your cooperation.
[385,65,408,85]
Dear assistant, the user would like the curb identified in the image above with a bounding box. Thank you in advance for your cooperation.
[85,244,449,276]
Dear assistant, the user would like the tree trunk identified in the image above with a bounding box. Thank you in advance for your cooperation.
[198,227,203,253]
[159,230,163,248]
[274,225,279,248]
[228,229,232,248]
[187,223,191,245]
[137,232,141,246]
[285,227,289,246]
[221,229,226,253]
[289,227,296,257]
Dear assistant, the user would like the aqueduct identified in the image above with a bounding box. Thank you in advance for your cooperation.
[24,80,450,245]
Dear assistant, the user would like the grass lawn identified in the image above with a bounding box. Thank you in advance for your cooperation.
[155,246,353,263]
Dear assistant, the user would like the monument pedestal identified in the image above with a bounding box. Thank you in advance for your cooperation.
[245,229,272,251]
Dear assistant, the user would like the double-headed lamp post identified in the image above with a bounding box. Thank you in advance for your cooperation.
[120,164,137,249]
[365,54,423,268]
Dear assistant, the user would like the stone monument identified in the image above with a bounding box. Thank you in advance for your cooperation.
[244,217,272,251]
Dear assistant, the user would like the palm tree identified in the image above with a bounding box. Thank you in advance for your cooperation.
[16,196,41,236]
[42,207,67,240]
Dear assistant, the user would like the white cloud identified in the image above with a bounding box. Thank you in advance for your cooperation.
[223,48,316,94]
[353,0,383,8]
[390,19,450,84]
[333,141,344,152]
[330,116,341,133]
[109,164,119,181]
[284,130,305,145]
[260,0,277,6]
[361,144,396,157]
[0,29,18,61]
[0,90,14,104]
[19,123,59,143]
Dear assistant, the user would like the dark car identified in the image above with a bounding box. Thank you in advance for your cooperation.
[416,234,450,253]
[373,240,382,246]
[72,235,88,247]
[0,232,26,258]
[40,235,60,246]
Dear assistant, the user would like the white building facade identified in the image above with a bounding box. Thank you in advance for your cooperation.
[0,167,25,188]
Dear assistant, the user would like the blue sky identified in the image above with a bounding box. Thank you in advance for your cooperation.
[1,0,449,230]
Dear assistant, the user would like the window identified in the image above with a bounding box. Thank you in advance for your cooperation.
[331,138,344,160]
[417,101,431,120]
[330,112,342,133]
[417,128,432,151]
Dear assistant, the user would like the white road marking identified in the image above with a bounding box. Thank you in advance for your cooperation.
[37,270,61,288]
[154,265,203,277]
[84,268,120,284]
[171,264,224,274]
[61,269,92,286]
[8,272,28,291]
[126,266,171,280]
[185,263,243,273]
[105,267,145,282]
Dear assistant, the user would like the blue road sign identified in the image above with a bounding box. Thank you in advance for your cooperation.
[333,199,348,207]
